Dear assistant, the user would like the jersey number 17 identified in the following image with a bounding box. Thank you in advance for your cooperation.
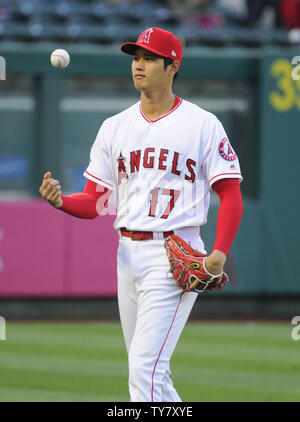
[148,187,180,219]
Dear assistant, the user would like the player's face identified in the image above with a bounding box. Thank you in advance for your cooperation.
[131,48,172,92]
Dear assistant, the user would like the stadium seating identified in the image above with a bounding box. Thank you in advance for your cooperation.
[0,0,295,47]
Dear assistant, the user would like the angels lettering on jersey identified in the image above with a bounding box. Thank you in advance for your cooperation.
[117,148,196,185]
[118,152,128,185]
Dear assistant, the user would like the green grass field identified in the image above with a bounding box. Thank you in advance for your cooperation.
[0,321,299,402]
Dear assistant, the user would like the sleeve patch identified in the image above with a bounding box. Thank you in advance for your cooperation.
[219,137,237,161]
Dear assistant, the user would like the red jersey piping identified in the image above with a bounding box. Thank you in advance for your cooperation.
[84,171,113,188]
[209,173,242,185]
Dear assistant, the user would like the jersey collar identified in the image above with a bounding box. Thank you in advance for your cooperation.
[139,96,182,123]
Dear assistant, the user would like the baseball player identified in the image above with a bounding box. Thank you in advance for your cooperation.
[39,27,243,402]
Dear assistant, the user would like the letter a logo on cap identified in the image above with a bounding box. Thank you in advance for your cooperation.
[139,28,154,44]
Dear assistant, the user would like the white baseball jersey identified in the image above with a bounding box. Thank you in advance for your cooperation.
[84,98,243,231]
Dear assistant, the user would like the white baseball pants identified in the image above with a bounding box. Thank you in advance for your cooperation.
[117,227,205,402]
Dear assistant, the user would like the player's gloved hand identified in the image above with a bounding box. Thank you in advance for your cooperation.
[39,171,63,208]
[164,234,228,293]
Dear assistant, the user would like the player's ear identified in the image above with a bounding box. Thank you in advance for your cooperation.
[170,61,180,77]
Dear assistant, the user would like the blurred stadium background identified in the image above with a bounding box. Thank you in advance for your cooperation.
[0,0,300,402]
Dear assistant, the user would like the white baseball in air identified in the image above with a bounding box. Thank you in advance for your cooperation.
[50,49,70,69]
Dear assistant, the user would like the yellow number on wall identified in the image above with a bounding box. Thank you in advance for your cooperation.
[269,59,295,112]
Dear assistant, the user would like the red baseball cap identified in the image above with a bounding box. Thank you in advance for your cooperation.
[121,27,182,63]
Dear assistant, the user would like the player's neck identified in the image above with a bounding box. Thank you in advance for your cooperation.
[140,90,175,121]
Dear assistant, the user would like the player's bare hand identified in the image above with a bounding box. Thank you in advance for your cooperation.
[205,250,227,275]
[39,171,63,209]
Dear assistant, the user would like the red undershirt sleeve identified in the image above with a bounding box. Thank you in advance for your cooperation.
[211,178,243,256]
[59,180,111,219]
